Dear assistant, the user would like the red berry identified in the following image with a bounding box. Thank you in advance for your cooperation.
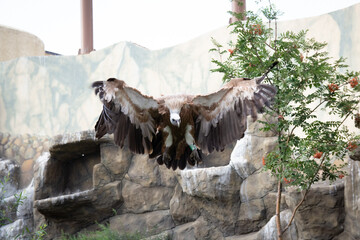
[313,151,323,159]
[250,24,262,35]
[228,49,234,55]
[347,142,358,151]
[328,83,339,93]
[283,178,293,184]
[349,77,358,88]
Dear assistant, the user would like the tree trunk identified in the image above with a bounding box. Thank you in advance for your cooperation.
[276,180,283,240]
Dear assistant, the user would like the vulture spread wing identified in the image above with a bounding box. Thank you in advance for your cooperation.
[192,77,277,154]
[92,78,159,154]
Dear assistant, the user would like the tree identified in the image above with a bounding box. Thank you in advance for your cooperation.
[210,3,360,239]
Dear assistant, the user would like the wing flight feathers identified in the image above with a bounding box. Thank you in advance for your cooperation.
[92,78,159,154]
[193,78,276,154]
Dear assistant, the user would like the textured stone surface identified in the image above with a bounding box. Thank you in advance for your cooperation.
[0,182,35,239]
[120,179,174,214]
[172,216,224,240]
[245,114,278,138]
[341,159,360,239]
[0,159,19,198]
[127,154,160,187]
[285,181,345,240]
[36,151,100,200]
[33,152,50,200]
[257,209,298,240]
[235,198,266,235]
[0,134,50,188]
[158,164,178,188]
[109,210,175,236]
[230,134,278,179]
[35,181,122,221]
[100,143,132,179]
[34,181,122,238]
[20,159,33,172]
[225,232,258,240]
[230,115,278,180]
[178,165,241,200]
[170,184,200,225]
[143,230,173,240]
[16,182,34,224]
[240,171,277,202]
[263,192,287,222]
[0,195,18,225]
[49,131,103,161]
[192,196,240,236]
[0,219,31,240]
[2,126,353,240]
[200,142,235,167]
[93,163,112,188]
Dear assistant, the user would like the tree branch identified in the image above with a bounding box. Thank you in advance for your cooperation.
[286,99,326,145]
[281,153,327,234]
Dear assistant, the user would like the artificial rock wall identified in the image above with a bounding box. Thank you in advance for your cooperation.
[0,116,348,239]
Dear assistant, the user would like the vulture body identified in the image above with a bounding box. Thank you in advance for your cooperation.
[92,76,276,170]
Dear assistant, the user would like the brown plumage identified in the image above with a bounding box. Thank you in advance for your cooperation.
[92,75,277,170]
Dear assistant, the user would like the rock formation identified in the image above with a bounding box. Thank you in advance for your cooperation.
[1,115,357,239]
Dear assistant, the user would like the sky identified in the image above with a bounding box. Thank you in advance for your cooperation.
[1,0,360,55]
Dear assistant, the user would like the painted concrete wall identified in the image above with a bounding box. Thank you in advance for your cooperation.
[0,3,359,137]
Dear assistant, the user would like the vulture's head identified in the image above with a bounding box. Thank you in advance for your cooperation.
[159,95,194,128]
[170,111,181,127]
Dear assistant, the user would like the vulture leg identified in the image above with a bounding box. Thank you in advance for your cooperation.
[185,125,202,164]
[163,126,173,148]
[190,148,202,165]
[184,124,202,165]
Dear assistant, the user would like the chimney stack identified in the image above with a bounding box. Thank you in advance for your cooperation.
[80,0,94,54]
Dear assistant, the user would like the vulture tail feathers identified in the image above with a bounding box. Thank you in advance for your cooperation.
[178,149,188,170]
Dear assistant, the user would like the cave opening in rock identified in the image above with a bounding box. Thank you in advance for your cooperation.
[39,140,101,199]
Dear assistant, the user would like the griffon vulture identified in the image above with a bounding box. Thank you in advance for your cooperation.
[92,72,276,170]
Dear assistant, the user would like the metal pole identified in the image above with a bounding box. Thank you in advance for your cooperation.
[80,0,94,54]
[230,0,246,23]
